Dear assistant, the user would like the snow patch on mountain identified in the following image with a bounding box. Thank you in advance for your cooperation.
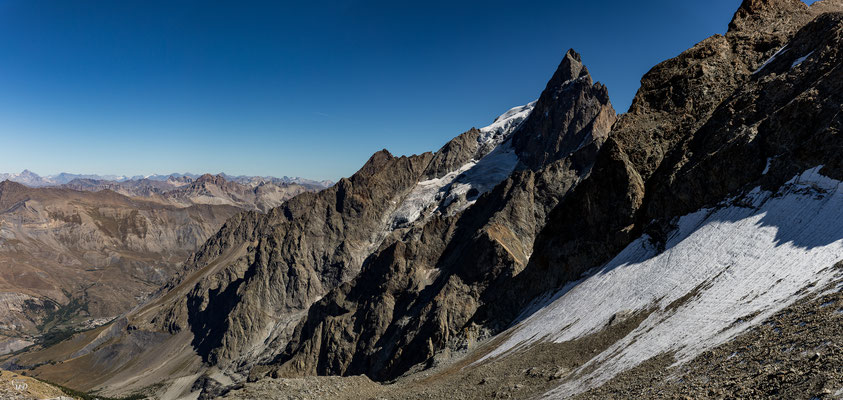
[762,157,773,174]
[478,167,843,398]
[753,46,788,74]
[478,101,537,147]
[388,102,534,228]
[440,141,519,213]
[791,50,814,68]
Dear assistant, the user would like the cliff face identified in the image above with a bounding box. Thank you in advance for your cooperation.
[512,50,614,171]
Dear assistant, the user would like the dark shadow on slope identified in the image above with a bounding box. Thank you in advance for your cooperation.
[188,257,259,364]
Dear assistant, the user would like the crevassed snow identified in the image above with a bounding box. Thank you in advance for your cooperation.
[389,162,477,228]
[752,46,788,75]
[791,51,814,68]
[388,102,535,228]
[478,101,537,146]
[478,167,843,398]
[439,140,520,212]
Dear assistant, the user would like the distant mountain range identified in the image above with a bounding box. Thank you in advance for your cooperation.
[0,170,333,189]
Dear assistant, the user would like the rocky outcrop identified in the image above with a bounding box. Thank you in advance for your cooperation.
[422,128,483,180]
[148,149,436,372]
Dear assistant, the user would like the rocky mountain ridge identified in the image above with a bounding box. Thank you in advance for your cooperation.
[60,173,322,213]
[0,170,332,190]
[48,173,330,213]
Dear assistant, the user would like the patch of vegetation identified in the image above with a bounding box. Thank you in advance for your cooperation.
[36,290,90,334]
[35,327,78,348]
[47,210,83,225]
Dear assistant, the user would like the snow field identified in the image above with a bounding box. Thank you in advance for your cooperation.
[476,167,843,397]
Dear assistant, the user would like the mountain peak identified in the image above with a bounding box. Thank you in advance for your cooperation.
[728,0,808,32]
[512,49,615,170]
[195,173,226,185]
[353,149,395,179]
[0,179,28,197]
[544,48,591,91]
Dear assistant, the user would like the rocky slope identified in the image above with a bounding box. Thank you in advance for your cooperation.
[10,0,843,399]
[214,270,843,400]
[0,368,80,399]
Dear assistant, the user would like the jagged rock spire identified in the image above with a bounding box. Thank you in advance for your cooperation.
[511,49,615,170]
[545,49,590,90]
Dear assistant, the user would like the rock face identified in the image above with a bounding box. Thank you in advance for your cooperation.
[512,50,614,170]
[160,149,437,371]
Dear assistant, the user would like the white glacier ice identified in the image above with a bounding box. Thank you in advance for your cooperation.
[478,101,537,147]
[388,101,535,228]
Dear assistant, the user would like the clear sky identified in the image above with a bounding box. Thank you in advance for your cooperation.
[0,0,816,181]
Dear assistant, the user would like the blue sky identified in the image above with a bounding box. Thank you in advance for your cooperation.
[0,1,815,180]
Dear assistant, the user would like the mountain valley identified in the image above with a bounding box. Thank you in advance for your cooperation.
[0,173,330,359]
